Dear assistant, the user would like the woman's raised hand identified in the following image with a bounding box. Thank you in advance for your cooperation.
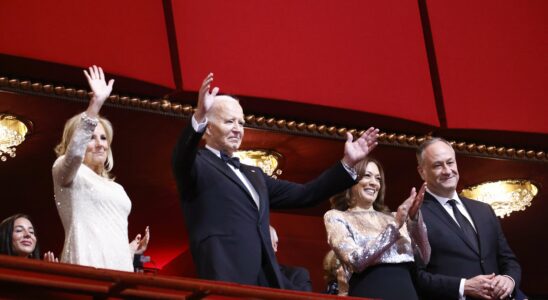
[395,193,413,228]
[395,182,427,228]
[130,226,150,256]
[408,182,427,220]
[43,251,59,263]
[83,65,114,117]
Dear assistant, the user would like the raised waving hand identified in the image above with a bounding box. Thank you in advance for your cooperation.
[130,226,150,256]
[194,73,220,123]
[342,128,380,168]
[83,65,114,118]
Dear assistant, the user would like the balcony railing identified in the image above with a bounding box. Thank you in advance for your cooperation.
[0,255,368,299]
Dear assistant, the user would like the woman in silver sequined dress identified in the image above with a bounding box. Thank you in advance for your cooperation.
[52,66,149,271]
[324,157,430,299]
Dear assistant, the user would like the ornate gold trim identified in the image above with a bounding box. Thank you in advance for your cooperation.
[461,179,538,218]
[1,76,546,162]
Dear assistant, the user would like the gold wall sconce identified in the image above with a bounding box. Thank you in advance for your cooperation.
[233,149,283,178]
[461,180,539,218]
[0,114,32,162]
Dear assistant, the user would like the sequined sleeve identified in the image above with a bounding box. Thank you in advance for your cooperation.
[406,210,431,264]
[53,113,98,186]
[324,209,401,274]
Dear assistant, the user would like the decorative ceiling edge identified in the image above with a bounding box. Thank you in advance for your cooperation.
[1,76,546,163]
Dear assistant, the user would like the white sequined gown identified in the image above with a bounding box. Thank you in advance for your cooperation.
[324,207,430,298]
[52,114,133,271]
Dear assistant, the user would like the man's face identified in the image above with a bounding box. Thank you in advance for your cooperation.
[205,97,245,155]
[418,141,459,198]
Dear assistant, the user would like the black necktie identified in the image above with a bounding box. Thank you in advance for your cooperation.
[220,151,241,169]
[448,199,479,251]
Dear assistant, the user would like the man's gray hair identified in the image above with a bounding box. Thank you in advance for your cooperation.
[205,95,240,123]
[416,137,453,165]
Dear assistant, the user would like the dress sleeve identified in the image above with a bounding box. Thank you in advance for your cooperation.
[324,210,401,274]
[53,113,98,186]
[406,210,431,264]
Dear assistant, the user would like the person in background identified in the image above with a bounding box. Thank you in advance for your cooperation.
[324,157,430,300]
[52,66,149,271]
[269,225,312,292]
[0,213,58,262]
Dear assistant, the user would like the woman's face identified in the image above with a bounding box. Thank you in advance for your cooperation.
[83,122,109,173]
[11,217,36,257]
[351,162,382,209]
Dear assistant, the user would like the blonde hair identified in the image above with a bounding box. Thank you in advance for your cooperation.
[322,250,340,283]
[54,113,114,179]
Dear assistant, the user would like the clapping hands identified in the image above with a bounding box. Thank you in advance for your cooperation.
[395,182,427,228]
[43,251,59,263]
[130,226,150,256]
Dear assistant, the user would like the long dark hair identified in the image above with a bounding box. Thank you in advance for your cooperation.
[0,214,41,259]
[330,157,390,213]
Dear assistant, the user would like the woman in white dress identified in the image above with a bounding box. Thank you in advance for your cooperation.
[52,65,149,271]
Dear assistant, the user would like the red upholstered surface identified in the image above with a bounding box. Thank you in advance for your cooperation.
[0,0,174,88]
[0,0,547,296]
[427,0,548,133]
[175,0,438,125]
[1,0,546,133]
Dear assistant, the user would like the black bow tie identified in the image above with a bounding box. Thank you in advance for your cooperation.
[220,151,241,169]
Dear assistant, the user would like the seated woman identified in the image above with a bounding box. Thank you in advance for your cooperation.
[52,66,149,271]
[0,213,58,262]
[324,157,430,300]
[269,225,312,292]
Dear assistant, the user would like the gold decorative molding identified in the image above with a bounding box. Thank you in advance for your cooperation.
[1,76,546,162]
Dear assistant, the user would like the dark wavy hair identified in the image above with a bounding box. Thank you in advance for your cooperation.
[330,157,390,213]
[0,214,41,259]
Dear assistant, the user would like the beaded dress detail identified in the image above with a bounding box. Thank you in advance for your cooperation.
[52,114,133,271]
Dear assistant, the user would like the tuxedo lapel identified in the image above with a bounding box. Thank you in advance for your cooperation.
[201,150,256,206]
[423,193,480,255]
[240,165,268,217]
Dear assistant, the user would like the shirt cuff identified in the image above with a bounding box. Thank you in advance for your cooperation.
[341,161,357,180]
[191,115,208,132]
[502,275,515,292]
[459,278,466,300]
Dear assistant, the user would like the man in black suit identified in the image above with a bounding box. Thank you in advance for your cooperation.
[172,73,379,288]
[269,225,312,292]
[415,137,521,300]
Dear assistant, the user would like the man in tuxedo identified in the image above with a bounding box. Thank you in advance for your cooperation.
[172,73,379,288]
[415,138,521,300]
